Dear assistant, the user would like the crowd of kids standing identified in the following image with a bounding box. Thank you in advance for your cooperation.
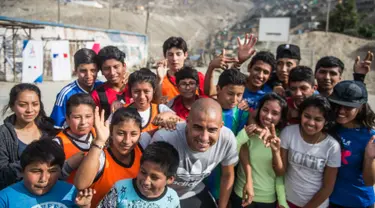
[0,33,374,208]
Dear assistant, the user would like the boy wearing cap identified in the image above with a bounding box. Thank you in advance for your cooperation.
[328,80,375,208]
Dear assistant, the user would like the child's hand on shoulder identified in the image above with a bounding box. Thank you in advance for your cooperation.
[75,188,96,208]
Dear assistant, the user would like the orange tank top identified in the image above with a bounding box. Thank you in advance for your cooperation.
[125,103,160,133]
[161,75,179,101]
[90,145,143,207]
[56,129,96,184]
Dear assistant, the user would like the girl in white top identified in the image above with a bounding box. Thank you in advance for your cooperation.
[272,95,341,208]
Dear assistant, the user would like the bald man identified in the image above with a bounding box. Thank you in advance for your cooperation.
[151,98,238,208]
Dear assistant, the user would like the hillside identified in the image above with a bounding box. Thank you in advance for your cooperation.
[0,0,253,57]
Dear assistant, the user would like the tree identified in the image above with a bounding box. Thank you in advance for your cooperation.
[329,0,359,33]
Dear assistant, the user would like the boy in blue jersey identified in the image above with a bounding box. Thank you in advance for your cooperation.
[51,48,102,128]
[0,139,94,208]
[98,141,180,208]
[205,68,248,201]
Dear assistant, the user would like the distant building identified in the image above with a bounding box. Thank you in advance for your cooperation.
[356,0,375,13]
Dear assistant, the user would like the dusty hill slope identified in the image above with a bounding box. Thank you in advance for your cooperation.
[0,0,253,57]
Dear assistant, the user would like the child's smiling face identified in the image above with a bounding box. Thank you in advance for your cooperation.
[131,81,154,112]
[136,161,174,198]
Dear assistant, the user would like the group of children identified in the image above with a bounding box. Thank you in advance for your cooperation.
[0,33,374,208]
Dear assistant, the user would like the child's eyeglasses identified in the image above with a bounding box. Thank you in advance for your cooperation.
[179,82,197,88]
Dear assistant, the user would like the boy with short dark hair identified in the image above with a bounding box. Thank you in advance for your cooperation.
[271,44,301,96]
[98,141,180,207]
[156,37,205,102]
[314,56,344,97]
[205,68,248,200]
[54,93,97,183]
[167,66,206,120]
[287,66,317,124]
[91,46,132,120]
[0,139,94,207]
[51,48,102,128]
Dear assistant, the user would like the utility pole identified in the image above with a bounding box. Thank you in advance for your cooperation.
[108,0,112,29]
[57,0,61,23]
[325,0,331,33]
[145,3,150,34]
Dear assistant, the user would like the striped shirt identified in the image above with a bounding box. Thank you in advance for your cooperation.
[50,80,102,128]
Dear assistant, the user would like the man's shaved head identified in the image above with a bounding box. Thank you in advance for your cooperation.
[186,98,223,152]
[189,98,222,122]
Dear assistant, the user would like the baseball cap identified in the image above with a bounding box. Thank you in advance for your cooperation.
[276,44,301,60]
[328,80,368,108]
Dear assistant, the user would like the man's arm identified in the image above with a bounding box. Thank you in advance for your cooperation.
[353,51,373,82]
[218,164,235,208]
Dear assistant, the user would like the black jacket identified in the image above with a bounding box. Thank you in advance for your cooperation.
[0,114,55,190]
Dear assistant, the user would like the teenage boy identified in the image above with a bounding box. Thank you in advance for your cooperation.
[287,66,317,124]
[271,44,301,96]
[0,139,94,207]
[151,98,238,208]
[167,66,206,120]
[51,48,102,128]
[205,34,275,113]
[314,56,345,97]
[315,52,374,97]
[156,36,205,102]
[91,46,132,120]
[98,141,180,207]
[205,69,248,200]
[54,94,96,184]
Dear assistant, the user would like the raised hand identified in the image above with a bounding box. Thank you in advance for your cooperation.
[156,59,168,81]
[354,51,374,75]
[365,136,375,160]
[209,49,238,70]
[94,107,110,146]
[268,124,281,151]
[242,182,254,207]
[237,33,257,64]
[75,188,96,208]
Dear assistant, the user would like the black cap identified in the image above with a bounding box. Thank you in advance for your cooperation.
[276,44,301,60]
[328,80,368,108]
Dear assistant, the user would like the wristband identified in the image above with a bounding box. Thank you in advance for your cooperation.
[91,142,104,150]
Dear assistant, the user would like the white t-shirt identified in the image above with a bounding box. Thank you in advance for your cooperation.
[151,123,238,200]
[138,104,173,128]
[280,125,341,207]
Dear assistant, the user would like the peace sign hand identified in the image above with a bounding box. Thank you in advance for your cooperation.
[94,107,110,146]
[267,124,281,152]
[365,136,375,160]
[237,33,257,64]
[354,51,374,75]
[209,49,238,70]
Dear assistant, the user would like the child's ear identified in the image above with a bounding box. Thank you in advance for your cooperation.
[216,85,221,94]
[166,176,175,185]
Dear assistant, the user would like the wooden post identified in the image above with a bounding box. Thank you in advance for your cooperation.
[108,0,112,29]
[12,27,16,82]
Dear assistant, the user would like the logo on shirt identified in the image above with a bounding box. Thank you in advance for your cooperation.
[32,202,68,208]
[174,160,216,187]
[289,150,326,172]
